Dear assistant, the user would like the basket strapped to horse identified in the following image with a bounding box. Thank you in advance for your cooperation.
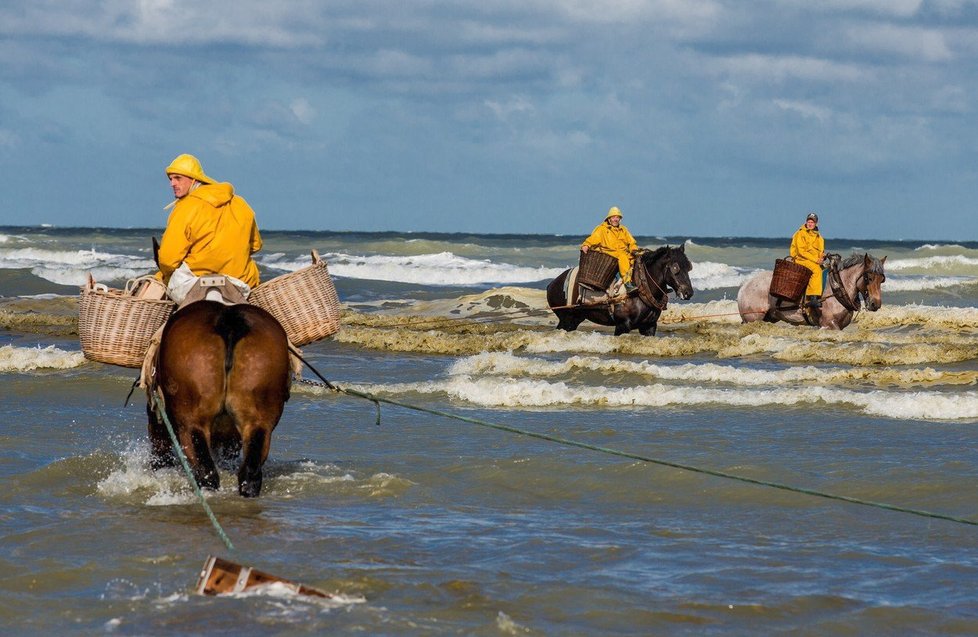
[769,258,811,302]
[78,275,176,368]
[80,249,341,370]
[248,249,341,346]
[577,250,620,290]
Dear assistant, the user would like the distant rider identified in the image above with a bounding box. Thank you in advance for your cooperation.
[155,154,263,302]
[790,211,826,316]
[581,206,639,290]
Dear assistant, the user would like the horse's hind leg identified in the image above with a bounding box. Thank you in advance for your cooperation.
[147,402,175,469]
[175,425,221,491]
[237,425,270,497]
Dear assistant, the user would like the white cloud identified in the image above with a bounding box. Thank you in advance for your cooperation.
[845,24,953,61]
[714,54,866,83]
[782,0,924,18]
[290,98,315,125]
[0,0,325,46]
[774,99,832,122]
[551,0,722,25]
[486,96,535,121]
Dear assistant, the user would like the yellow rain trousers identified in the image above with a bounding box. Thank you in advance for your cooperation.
[790,225,825,296]
[156,182,263,288]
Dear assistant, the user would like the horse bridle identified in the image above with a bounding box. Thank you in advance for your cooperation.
[826,254,884,312]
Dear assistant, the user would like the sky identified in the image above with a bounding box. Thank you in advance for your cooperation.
[0,0,977,240]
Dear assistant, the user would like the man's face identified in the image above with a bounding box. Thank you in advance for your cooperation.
[608,216,621,226]
[805,219,816,229]
[169,173,195,199]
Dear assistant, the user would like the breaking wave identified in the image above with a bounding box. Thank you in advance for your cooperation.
[340,375,978,421]
[0,344,85,371]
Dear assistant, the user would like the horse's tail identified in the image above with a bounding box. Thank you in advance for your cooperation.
[214,306,252,375]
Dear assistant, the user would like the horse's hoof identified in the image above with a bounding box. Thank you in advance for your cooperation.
[239,479,262,498]
[150,456,176,470]
[196,472,220,491]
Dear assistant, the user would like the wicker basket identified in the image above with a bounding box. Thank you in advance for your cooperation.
[770,258,812,302]
[249,250,341,346]
[78,276,175,367]
[577,250,620,289]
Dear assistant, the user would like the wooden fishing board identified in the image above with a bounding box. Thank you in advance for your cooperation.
[195,555,332,598]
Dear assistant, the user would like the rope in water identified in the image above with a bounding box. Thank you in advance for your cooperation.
[291,362,978,528]
[149,389,236,551]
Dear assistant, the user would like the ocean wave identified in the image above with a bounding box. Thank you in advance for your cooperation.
[0,247,155,286]
[0,344,85,371]
[688,261,760,290]
[449,351,978,388]
[259,251,566,285]
[882,275,974,291]
[349,376,978,421]
[888,254,978,272]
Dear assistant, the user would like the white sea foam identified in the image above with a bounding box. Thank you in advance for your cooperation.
[882,275,973,291]
[916,243,968,251]
[0,247,155,286]
[0,345,86,371]
[352,376,978,421]
[448,352,966,388]
[888,255,978,271]
[688,261,760,290]
[259,251,566,285]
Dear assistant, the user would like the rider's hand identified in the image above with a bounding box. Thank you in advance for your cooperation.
[581,245,589,253]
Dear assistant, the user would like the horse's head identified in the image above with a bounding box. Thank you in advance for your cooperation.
[861,253,886,311]
[842,252,885,312]
[642,244,694,300]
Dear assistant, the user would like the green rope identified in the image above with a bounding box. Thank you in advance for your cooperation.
[150,390,236,551]
[299,378,978,528]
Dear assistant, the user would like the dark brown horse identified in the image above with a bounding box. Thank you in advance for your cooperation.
[546,245,694,336]
[147,300,291,497]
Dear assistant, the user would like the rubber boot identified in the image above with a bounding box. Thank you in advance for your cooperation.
[803,295,822,325]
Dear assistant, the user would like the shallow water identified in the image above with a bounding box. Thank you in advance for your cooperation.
[2,227,978,634]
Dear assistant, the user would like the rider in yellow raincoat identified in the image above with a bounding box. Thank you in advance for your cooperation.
[581,206,638,287]
[155,154,263,290]
[790,212,825,309]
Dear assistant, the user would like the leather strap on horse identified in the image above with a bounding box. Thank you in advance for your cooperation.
[633,254,668,311]
[825,255,860,313]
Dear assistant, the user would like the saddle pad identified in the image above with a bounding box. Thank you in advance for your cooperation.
[564,267,581,305]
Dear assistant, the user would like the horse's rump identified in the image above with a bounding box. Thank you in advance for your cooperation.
[152,300,291,496]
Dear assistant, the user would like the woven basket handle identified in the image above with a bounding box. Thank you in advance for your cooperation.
[311,249,322,265]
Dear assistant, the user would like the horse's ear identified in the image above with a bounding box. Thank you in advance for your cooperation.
[152,237,161,269]
[881,255,887,264]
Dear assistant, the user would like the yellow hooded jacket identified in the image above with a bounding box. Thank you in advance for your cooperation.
[156,182,262,288]
[789,224,825,296]
[581,221,638,282]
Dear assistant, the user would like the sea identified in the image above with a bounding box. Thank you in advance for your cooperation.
[1,225,977,635]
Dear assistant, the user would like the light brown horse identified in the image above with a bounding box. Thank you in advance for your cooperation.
[737,253,886,330]
[147,300,291,497]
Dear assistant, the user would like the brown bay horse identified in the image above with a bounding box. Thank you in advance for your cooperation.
[147,300,291,497]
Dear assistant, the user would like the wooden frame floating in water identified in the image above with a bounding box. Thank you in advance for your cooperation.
[195,555,332,599]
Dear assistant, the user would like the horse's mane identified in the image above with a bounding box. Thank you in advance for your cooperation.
[643,245,692,270]
[841,252,885,275]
